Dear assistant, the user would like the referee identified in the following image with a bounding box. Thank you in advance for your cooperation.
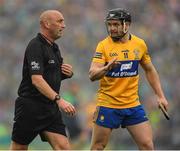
[10,10,76,150]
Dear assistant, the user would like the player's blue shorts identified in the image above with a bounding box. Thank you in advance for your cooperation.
[93,105,148,129]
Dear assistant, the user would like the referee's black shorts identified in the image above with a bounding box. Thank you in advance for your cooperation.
[11,97,67,145]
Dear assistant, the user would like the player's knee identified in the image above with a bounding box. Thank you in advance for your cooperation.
[53,141,71,150]
[138,139,154,150]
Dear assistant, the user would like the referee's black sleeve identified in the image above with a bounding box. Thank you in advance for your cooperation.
[26,42,44,75]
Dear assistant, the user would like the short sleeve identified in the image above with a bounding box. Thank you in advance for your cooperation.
[92,42,105,64]
[25,42,44,75]
[140,41,151,64]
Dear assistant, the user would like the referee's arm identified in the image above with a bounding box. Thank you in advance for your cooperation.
[31,75,58,101]
[32,75,76,115]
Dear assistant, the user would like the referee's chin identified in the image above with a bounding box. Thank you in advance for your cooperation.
[54,34,62,41]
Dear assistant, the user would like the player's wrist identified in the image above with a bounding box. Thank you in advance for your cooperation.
[103,66,109,73]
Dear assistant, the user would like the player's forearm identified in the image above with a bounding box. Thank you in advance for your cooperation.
[145,68,165,99]
[31,75,58,101]
[89,66,108,81]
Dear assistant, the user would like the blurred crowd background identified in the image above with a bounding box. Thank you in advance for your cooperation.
[0,0,179,150]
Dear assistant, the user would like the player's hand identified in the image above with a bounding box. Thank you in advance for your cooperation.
[157,97,169,111]
[56,98,76,116]
[104,58,120,71]
[61,64,73,78]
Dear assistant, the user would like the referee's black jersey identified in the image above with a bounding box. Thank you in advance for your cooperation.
[18,33,66,102]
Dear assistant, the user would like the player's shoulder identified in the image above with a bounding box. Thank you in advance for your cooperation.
[131,34,146,44]
[98,36,111,45]
[131,34,144,43]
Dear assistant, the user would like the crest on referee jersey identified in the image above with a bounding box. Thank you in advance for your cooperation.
[31,61,40,70]
[133,49,140,60]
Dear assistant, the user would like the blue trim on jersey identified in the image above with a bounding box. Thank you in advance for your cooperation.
[105,60,139,78]
[95,105,148,129]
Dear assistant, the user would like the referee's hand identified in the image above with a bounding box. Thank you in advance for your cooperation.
[61,64,73,78]
[56,98,76,116]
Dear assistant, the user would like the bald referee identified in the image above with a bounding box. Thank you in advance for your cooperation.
[10,10,76,150]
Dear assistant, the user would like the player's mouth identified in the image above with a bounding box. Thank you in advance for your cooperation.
[110,32,118,36]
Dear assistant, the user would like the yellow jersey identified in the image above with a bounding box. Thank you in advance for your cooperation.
[92,34,151,109]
